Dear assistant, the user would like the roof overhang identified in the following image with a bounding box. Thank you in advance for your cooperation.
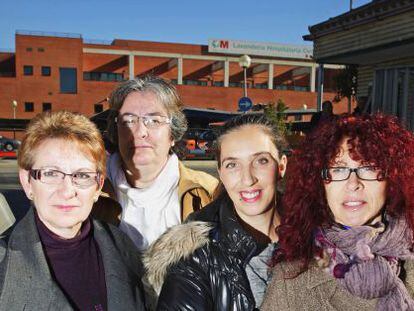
[316,37,414,65]
[304,0,414,41]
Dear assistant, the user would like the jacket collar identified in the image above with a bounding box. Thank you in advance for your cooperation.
[2,208,140,309]
[1,208,72,309]
[306,264,337,290]
[214,194,268,262]
[177,161,205,197]
[93,220,143,310]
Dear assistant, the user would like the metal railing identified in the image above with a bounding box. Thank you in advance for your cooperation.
[83,38,113,45]
[16,30,81,39]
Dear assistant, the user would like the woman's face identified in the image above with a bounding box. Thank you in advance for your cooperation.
[19,138,103,239]
[218,125,287,226]
[117,91,174,174]
[324,139,387,227]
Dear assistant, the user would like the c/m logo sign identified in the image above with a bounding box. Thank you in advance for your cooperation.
[212,40,229,49]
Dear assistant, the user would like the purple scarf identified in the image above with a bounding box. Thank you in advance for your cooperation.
[315,216,414,310]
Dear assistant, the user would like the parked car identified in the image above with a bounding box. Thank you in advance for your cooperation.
[0,136,21,152]
[183,139,216,160]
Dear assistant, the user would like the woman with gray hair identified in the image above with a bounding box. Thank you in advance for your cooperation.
[93,76,217,251]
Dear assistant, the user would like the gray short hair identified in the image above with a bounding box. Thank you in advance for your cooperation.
[107,76,188,148]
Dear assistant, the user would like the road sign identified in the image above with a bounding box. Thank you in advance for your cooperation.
[238,97,253,112]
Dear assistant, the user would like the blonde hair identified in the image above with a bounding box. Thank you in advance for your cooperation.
[18,111,106,176]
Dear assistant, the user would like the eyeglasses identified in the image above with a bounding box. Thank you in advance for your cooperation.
[30,169,100,188]
[115,114,171,129]
[321,166,386,181]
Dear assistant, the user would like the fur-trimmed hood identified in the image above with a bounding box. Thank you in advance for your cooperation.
[143,221,212,295]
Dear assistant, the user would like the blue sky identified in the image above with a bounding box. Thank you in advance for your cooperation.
[0,0,371,50]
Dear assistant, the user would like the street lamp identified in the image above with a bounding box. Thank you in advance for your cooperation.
[12,100,17,139]
[12,100,17,119]
[238,55,251,97]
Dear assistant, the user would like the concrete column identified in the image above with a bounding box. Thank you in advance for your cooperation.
[129,54,135,79]
[224,60,229,87]
[310,64,316,92]
[317,64,324,111]
[177,57,183,85]
[268,64,274,90]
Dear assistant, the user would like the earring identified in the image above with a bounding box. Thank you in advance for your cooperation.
[28,193,34,200]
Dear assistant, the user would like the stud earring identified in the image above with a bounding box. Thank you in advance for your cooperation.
[29,193,34,200]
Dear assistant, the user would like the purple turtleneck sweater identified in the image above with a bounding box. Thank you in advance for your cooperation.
[35,212,108,311]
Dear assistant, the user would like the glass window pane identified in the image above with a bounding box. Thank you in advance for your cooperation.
[23,65,33,76]
[59,68,77,94]
[41,66,51,76]
[24,102,34,112]
[42,103,52,111]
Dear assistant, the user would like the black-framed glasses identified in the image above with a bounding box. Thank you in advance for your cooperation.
[115,114,171,129]
[321,166,386,181]
[30,169,100,188]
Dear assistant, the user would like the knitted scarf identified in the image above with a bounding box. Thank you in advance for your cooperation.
[314,216,414,310]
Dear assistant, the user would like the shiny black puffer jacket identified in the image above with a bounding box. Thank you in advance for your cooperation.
[156,194,267,311]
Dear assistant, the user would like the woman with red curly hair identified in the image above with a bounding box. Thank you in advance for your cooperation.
[261,114,414,310]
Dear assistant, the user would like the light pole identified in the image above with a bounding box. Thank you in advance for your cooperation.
[12,100,17,139]
[238,55,251,97]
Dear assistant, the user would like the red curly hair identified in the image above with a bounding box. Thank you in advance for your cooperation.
[277,113,414,267]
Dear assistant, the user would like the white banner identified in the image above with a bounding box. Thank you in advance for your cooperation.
[208,39,313,60]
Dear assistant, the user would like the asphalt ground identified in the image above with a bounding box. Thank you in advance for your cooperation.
[0,158,218,224]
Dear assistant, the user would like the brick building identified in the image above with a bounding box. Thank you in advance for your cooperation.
[0,30,348,131]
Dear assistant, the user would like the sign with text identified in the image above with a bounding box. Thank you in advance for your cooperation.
[208,39,313,60]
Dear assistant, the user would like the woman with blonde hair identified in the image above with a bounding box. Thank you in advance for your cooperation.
[0,111,145,310]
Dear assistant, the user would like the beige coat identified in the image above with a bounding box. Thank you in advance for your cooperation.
[91,161,218,226]
[261,260,414,311]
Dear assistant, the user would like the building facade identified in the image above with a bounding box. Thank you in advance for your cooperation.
[304,0,414,130]
[0,31,348,128]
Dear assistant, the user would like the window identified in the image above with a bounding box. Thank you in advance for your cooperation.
[23,65,33,76]
[94,104,103,113]
[83,71,124,82]
[42,103,52,111]
[373,67,414,130]
[229,82,243,88]
[254,83,268,89]
[24,102,34,112]
[26,47,32,52]
[274,85,288,90]
[294,114,303,121]
[38,47,45,52]
[41,66,51,76]
[59,68,77,94]
[183,79,207,86]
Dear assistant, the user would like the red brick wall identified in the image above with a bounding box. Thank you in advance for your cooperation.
[11,35,84,116]
[0,34,351,121]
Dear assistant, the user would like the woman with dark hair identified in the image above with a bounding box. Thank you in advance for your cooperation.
[143,114,288,310]
[262,114,414,310]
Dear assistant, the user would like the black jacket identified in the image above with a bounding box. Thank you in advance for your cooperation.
[154,194,267,311]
